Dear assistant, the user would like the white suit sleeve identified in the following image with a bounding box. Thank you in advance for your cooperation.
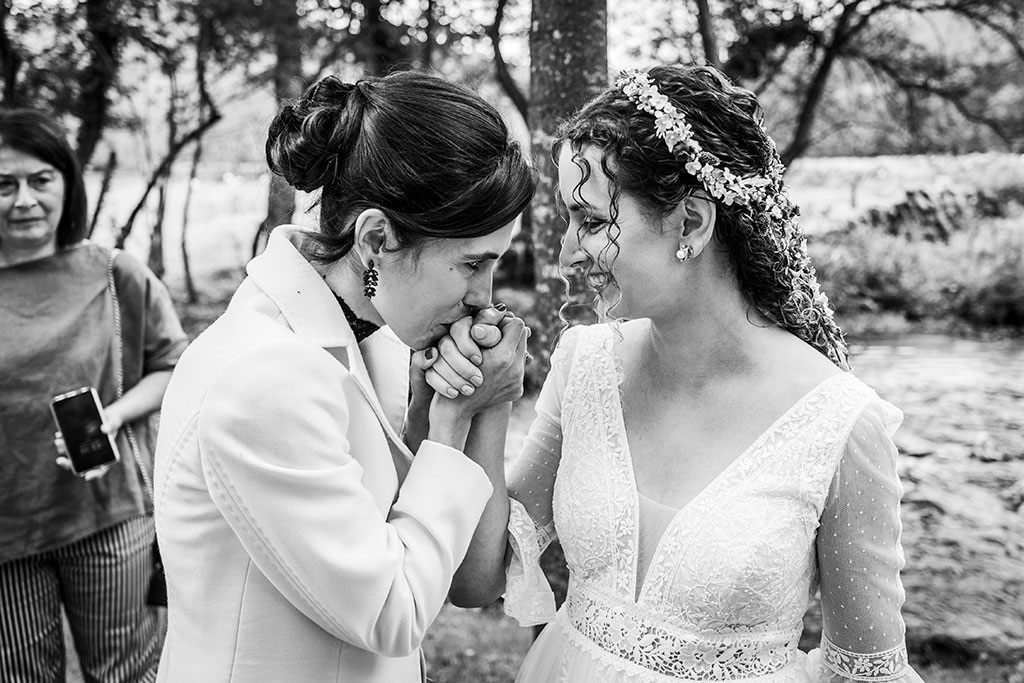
[809,398,925,682]
[196,339,493,657]
[503,327,579,627]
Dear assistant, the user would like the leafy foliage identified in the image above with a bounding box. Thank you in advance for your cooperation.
[812,212,1024,331]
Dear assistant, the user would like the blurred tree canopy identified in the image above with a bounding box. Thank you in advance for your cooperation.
[0,0,1021,277]
[614,0,1024,163]
[4,1,1021,169]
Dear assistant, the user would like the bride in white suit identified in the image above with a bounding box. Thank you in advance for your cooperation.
[153,71,535,682]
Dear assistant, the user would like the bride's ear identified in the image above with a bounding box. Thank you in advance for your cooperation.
[351,209,390,268]
[671,194,716,258]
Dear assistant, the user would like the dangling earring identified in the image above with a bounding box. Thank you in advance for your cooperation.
[675,245,694,262]
[362,259,379,298]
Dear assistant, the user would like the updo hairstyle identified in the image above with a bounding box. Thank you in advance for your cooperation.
[554,65,848,369]
[266,71,536,261]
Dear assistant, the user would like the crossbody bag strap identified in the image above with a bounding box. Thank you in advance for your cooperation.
[106,248,153,499]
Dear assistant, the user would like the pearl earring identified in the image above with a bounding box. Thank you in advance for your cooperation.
[675,245,694,262]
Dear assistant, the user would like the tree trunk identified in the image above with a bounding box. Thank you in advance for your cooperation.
[148,177,167,280]
[361,0,389,77]
[180,137,202,304]
[254,2,303,256]
[421,0,435,70]
[88,150,116,238]
[528,0,607,368]
[0,0,24,105]
[76,0,123,168]
[528,0,607,623]
[694,0,721,69]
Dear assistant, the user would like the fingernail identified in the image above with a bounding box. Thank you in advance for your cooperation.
[471,374,483,387]
[446,387,459,398]
[471,354,482,365]
[425,348,436,360]
[472,325,486,339]
[495,302,507,311]
[461,385,474,396]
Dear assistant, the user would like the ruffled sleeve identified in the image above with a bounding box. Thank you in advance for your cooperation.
[809,396,925,683]
[503,327,580,627]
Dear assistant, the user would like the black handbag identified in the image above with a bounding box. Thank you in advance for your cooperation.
[107,249,168,608]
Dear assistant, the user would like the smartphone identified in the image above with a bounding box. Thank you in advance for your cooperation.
[49,387,120,475]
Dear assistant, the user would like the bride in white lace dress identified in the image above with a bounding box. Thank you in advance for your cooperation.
[434,65,925,683]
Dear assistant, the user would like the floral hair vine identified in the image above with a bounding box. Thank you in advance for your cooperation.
[615,69,790,221]
[615,69,849,367]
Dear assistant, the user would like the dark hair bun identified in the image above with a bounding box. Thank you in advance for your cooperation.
[266,76,364,192]
[263,71,536,264]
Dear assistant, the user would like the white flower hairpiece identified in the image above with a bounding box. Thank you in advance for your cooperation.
[615,69,788,218]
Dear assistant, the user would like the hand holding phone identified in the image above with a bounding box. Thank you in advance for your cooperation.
[50,387,121,477]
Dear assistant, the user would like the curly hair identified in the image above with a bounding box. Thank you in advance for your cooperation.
[554,65,849,369]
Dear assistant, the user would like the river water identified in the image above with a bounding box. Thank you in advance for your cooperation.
[849,335,1024,454]
[506,334,1024,463]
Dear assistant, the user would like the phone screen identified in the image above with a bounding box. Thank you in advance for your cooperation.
[50,387,120,474]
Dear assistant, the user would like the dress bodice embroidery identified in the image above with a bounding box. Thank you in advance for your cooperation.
[505,323,922,683]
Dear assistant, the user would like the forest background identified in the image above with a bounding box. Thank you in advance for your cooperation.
[2,0,1022,681]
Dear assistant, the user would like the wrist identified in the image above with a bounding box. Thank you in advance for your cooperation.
[475,401,512,424]
[427,401,473,451]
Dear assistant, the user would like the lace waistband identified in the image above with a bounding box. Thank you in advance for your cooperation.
[565,584,801,680]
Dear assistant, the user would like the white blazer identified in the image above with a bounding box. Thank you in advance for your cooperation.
[153,226,493,682]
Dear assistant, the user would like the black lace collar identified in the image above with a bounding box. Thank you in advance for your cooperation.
[336,295,380,343]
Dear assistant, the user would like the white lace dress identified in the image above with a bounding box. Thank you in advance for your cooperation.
[504,324,926,683]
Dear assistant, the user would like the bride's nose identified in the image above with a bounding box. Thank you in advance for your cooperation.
[558,228,586,272]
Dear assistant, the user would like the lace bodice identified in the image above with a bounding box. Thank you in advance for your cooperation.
[505,324,924,683]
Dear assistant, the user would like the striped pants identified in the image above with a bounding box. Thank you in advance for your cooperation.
[0,516,162,683]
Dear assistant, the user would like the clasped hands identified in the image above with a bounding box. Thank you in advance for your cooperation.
[413,305,530,414]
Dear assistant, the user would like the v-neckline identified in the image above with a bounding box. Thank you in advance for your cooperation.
[610,365,848,604]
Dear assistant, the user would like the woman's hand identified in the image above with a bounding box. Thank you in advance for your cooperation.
[429,313,528,418]
[53,432,112,481]
[419,306,512,399]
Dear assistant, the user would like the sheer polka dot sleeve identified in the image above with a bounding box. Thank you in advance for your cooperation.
[503,327,579,627]
[811,398,925,683]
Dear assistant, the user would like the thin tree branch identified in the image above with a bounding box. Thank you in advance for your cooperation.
[780,0,865,165]
[489,0,528,123]
[948,5,1024,63]
[694,0,721,69]
[115,114,222,248]
[851,48,1013,144]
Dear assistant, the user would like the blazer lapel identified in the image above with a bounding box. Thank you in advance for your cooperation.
[335,340,414,483]
[248,226,415,483]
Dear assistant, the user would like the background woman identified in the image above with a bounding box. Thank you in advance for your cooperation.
[445,65,925,683]
[0,109,187,682]
[153,71,534,682]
